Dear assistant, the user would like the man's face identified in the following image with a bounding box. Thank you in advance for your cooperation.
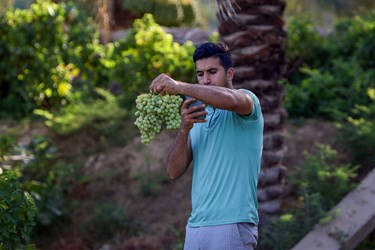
[195,57,233,88]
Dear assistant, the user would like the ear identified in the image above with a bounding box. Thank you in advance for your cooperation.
[226,67,234,82]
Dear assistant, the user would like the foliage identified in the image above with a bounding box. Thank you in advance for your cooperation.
[80,201,129,242]
[0,134,16,158]
[284,12,374,179]
[0,171,37,250]
[338,88,375,170]
[110,13,195,107]
[295,144,357,208]
[258,144,357,249]
[284,60,373,120]
[325,12,375,64]
[121,0,196,27]
[284,12,375,177]
[22,136,75,228]
[286,14,327,68]
[0,0,67,116]
[34,88,127,136]
[284,12,375,121]
[0,0,105,118]
[354,27,375,69]
[0,4,196,127]
[0,134,76,233]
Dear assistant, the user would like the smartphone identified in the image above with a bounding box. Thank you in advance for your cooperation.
[185,96,206,120]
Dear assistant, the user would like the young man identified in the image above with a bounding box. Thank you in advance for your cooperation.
[150,42,263,249]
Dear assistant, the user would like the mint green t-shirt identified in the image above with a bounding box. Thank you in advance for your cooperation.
[188,89,263,227]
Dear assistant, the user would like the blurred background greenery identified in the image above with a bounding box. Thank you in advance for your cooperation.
[0,0,374,249]
[2,0,375,28]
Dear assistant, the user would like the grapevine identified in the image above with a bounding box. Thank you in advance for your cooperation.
[134,93,183,144]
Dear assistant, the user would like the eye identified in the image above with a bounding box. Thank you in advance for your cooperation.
[197,72,203,77]
[209,69,217,74]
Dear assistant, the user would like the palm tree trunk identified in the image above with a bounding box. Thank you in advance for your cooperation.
[218,0,288,226]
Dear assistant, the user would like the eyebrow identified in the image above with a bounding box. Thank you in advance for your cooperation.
[196,67,218,73]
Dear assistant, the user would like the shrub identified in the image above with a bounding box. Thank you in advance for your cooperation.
[295,144,357,208]
[1,4,196,119]
[80,201,128,242]
[338,88,375,172]
[0,0,108,118]
[284,60,372,120]
[34,88,127,136]
[0,171,37,250]
[110,13,195,108]
[284,12,375,121]
[286,14,327,69]
[258,144,357,249]
[354,30,375,69]
[1,135,75,231]
[326,12,375,61]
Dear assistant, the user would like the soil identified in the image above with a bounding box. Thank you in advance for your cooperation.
[13,119,344,249]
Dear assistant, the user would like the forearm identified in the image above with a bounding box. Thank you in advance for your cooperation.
[166,128,192,180]
[176,82,252,114]
[149,73,252,114]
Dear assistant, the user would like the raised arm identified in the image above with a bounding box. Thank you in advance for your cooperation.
[175,82,252,115]
[150,73,253,115]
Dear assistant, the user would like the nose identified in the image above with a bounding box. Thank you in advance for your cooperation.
[203,73,210,85]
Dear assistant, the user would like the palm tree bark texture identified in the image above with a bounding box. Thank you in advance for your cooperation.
[217,0,288,226]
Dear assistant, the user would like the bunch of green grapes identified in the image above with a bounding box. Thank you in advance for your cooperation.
[134,93,183,144]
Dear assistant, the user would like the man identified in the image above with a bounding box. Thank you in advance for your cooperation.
[150,42,263,249]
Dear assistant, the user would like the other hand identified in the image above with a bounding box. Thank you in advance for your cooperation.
[180,98,207,133]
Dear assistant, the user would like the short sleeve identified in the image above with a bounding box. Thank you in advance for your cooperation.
[238,89,262,121]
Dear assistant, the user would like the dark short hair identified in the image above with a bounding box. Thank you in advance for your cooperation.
[193,42,233,71]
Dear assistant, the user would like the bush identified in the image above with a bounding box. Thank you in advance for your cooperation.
[258,144,357,249]
[284,12,375,121]
[80,201,129,242]
[284,60,373,120]
[0,134,76,231]
[34,88,128,136]
[354,30,375,69]
[0,0,69,116]
[110,13,195,108]
[325,12,375,62]
[0,171,37,250]
[286,14,327,69]
[0,4,195,119]
[294,144,357,208]
[338,88,375,172]
[0,0,109,118]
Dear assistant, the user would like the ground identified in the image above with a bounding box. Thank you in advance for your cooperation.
[15,119,343,249]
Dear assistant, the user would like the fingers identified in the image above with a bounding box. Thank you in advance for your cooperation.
[191,111,207,122]
[180,98,207,135]
[156,85,166,94]
[150,74,162,93]
[150,73,170,94]
[181,97,196,109]
[183,98,207,114]
[181,99,207,124]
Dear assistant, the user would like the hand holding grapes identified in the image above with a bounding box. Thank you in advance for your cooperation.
[150,73,180,95]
